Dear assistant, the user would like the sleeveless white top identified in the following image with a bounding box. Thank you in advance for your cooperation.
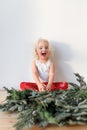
[35,59,51,82]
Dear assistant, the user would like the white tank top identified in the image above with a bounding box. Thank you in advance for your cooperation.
[35,59,51,82]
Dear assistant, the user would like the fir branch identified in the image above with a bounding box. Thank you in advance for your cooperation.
[1,73,87,130]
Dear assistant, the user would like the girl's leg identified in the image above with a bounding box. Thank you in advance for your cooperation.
[51,82,68,91]
[20,82,39,91]
[20,82,68,91]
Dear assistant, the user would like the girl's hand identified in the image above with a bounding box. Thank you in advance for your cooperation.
[46,84,51,91]
[38,83,46,92]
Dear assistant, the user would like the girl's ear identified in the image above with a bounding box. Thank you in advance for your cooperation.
[35,49,38,59]
[35,49,37,54]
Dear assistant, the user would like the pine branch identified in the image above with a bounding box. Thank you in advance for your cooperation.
[74,73,86,86]
[1,73,87,130]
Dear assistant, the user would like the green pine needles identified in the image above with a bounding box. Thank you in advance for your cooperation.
[0,73,87,130]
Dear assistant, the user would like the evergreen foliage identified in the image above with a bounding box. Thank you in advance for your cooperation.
[0,73,87,130]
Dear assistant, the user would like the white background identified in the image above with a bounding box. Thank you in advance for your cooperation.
[0,0,87,89]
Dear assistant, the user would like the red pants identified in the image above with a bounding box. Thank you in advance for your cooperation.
[20,82,68,91]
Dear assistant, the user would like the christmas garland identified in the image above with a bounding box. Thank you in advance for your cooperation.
[0,73,87,130]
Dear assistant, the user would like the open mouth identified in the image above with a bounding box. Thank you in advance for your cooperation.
[41,52,47,56]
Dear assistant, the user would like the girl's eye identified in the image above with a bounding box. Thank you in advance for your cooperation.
[45,47,48,49]
[39,46,48,50]
[39,47,42,50]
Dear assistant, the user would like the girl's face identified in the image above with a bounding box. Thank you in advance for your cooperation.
[36,41,50,61]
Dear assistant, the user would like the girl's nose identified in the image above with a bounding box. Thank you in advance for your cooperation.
[42,48,46,51]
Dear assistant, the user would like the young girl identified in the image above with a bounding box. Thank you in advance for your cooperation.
[32,38,55,92]
[20,38,68,91]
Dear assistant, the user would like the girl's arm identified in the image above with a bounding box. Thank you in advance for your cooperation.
[32,60,46,91]
[46,61,55,91]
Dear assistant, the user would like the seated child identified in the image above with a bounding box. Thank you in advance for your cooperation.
[20,38,68,91]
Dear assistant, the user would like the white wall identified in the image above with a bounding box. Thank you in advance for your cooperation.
[0,0,87,89]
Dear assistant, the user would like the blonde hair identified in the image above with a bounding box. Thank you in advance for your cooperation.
[33,38,53,60]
